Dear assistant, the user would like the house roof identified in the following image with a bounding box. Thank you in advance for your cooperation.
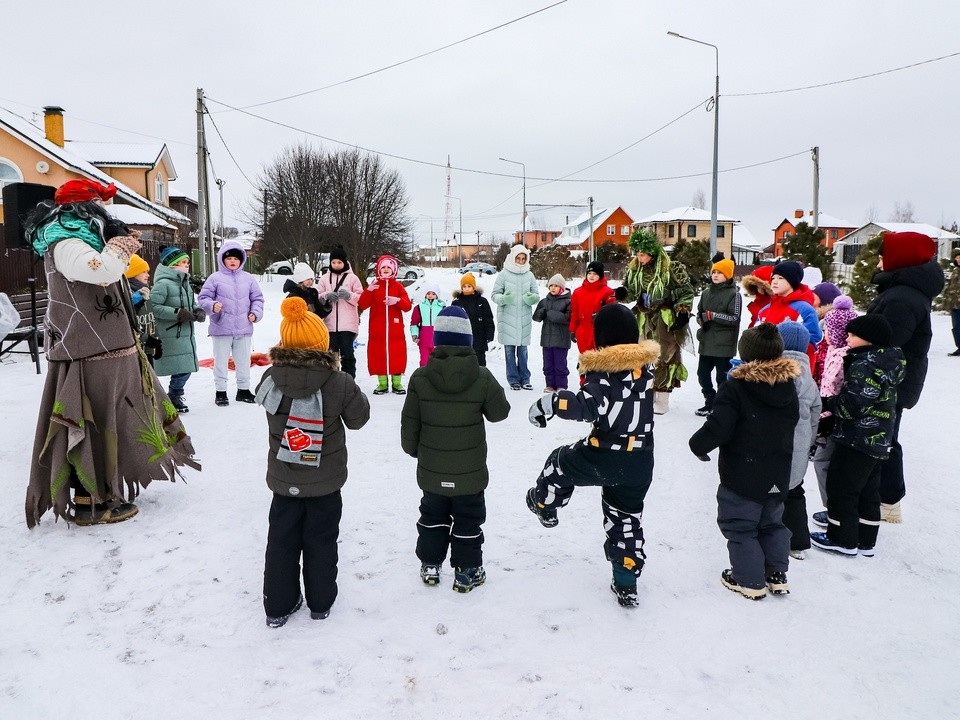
[636,206,740,224]
[732,225,762,249]
[870,222,960,240]
[554,207,623,245]
[774,212,855,231]
[67,141,177,180]
[106,204,175,229]
[0,106,188,225]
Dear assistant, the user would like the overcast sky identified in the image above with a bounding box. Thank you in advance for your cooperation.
[6,1,959,247]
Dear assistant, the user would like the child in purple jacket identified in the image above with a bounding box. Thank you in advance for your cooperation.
[198,240,264,406]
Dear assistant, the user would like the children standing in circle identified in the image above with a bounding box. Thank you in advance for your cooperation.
[410,284,446,367]
[358,254,412,395]
[197,241,264,406]
[491,245,539,390]
[451,272,495,366]
[568,261,615,354]
[694,258,742,416]
[151,246,204,413]
[532,274,571,392]
[316,246,363,378]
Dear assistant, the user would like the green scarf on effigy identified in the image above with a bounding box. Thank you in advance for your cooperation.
[31,212,105,256]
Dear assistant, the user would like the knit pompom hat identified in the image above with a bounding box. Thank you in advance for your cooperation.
[433,306,473,347]
[776,320,810,353]
[422,283,441,298]
[124,254,149,279]
[812,282,842,307]
[712,259,735,280]
[547,274,566,290]
[593,303,639,348]
[739,323,784,362]
[772,261,804,290]
[292,262,314,284]
[159,246,189,267]
[279,297,330,351]
[824,296,858,346]
[329,245,349,267]
[846,314,893,348]
[459,272,477,289]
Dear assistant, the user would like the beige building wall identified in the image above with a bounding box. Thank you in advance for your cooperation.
[0,134,80,222]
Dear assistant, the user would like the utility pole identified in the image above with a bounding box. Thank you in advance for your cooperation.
[196,88,209,276]
[588,196,595,262]
[216,178,226,243]
[811,146,820,232]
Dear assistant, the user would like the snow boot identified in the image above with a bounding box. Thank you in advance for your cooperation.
[372,376,389,395]
[695,405,712,417]
[215,391,229,407]
[169,393,189,414]
[720,569,766,600]
[310,608,331,620]
[236,389,256,403]
[420,564,441,586]
[391,375,406,395]
[765,571,790,595]
[811,511,828,528]
[859,545,875,557]
[453,566,486,593]
[610,582,639,608]
[72,495,139,526]
[526,487,558,528]
[653,391,670,415]
[809,531,857,556]
[880,501,902,523]
[265,594,303,629]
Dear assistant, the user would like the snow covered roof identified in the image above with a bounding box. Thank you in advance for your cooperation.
[67,141,177,180]
[635,206,740,224]
[0,106,188,225]
[554,207,618,245]
[775,212,855,230]
[871,222,959,241]
[107,204,175,229]
[732,225,762,249]
[232,233,258,250]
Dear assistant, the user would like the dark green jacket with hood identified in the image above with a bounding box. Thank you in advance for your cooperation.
[400,345,511,496]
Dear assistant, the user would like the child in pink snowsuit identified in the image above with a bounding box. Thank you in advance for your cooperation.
[410,284,446,366]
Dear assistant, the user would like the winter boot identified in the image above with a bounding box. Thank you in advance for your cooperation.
[310,608,331,620]
[169,393,189,414]
[452,566,486,593]
[720,569,767,600]
[764,571,790,595]
[420,564,441,586]
[695,405,712,417]
[215,391,229,407]
[265,594,303,629]
[653,391,670,415]
[610,582,639,608]
[372,376,389,395]
[789,549,806,560]
[809,531,857,556]
[811,511,829,528]
[526,487,558,528]
[391,375,406,395]
[236,389,256,403]
[880,501,902,523]
[72,495,139,526]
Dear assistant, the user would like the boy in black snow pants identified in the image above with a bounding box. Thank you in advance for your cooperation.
[810,314,904,557]
[526,303,659,608]
[689,323,800,600]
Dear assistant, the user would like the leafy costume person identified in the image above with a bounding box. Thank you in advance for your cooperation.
[617,228,695,414]
[24,179,198,527]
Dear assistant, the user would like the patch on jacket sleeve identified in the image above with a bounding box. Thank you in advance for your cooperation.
[558,398,568,411]
[441,481,456,488]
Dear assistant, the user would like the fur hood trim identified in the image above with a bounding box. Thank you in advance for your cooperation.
[730,357,801,384]
[578,340,660,373]
[452,288,484,299]
[741,273,773,297]
[269,346,340,370]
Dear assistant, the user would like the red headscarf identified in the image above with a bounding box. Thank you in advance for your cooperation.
[54,179,117,205]
[880,231,937,271]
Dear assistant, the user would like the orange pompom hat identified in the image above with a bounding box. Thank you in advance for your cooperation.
[279,297,329,351]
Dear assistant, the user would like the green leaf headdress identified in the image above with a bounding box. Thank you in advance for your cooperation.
[628,227,662,256]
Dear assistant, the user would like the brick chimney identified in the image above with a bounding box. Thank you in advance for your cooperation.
[43,106,65,147]
[794,209,804,219]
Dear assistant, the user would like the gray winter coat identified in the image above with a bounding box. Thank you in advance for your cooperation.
[532,290,572,348]
[782,349,821,489]
[491,245,539,346]
[257,346,370,498]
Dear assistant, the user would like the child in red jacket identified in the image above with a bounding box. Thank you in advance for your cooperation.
[569,261,616,353]
[358,255,412,395]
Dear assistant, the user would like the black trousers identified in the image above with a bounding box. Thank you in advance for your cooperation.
[329,331,357,378]
[472,341,488,367]
[878,408,904,504]
[782,484,811,551]
[696,354,732,406]
[416,490,486,569]
[826,443,881,549]
[263,491,342,617]
[716,485,789,589]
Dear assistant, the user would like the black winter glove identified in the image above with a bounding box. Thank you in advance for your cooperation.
[192,307,206,323]
[176,308,192,324]
[528,395,555,428]
[614,286,629,302]
[145,335,163,360]
[670,311,690,332]
[695,453,711,462]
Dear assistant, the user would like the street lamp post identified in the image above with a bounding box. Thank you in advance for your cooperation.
[499,157,526,245]
[668,31,719,259]
[447,195,463,267]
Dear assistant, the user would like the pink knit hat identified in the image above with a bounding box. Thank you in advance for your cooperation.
[824,295,858,346]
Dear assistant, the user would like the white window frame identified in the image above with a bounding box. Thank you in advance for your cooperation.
[0,157,24,202]
[606,224,615,236]
[621,225,630,235]
[154,173,166,203]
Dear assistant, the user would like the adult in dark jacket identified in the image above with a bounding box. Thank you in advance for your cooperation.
[694,258,742,415]
[690,323,801,599]
[256,298,370,627]
[866,231,944,520]
[400,306,510,592]
[451,272,495,366]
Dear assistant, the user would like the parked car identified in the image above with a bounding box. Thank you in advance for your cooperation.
[366,263,425,281]
[265,260,294,275]
[458,262,496,275]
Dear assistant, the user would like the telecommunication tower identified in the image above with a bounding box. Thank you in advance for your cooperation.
[444,155,453,243]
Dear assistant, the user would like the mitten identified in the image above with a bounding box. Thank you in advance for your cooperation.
[192,307,206,322]
[104,218,131,240]
[367,282,380,292]
[335,289,352,300]
[696,453,711,462]
[527,395,555,428]
[139,287,151,301]
[499,291,515,304]
[105,234,141,259]
[322,292,338,303]
[176,308,192,323]
[523,291,540,305]
[145,335,163,360]
[385,296,400,305]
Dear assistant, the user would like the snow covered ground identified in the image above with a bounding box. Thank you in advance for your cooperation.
[1,268,956,719]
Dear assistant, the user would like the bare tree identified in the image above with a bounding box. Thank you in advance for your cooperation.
[864,203,879,223]
[691,188,707,210]
[891,200,916,223]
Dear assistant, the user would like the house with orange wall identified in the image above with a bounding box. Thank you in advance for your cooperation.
[553,206,635,254]
[772,210,856,256]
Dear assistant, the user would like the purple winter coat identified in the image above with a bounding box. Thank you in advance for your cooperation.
[197,241,264,337]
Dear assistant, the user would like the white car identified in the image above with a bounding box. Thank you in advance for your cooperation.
[366,263,425,281]
[264,260,294,275]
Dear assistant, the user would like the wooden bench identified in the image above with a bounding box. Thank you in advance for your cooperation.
[0,278,48,374]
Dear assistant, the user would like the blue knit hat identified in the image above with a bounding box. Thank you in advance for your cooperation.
[776,320,810,353]
[433,306,473,347]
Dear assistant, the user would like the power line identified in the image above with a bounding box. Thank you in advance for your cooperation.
[203,103,257,188]
[728,49,960,97]
[225,0,570,111]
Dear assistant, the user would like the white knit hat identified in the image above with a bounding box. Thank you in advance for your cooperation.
[292,263,315,284]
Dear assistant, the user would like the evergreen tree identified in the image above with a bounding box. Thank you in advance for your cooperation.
[781,221,834,281]
[846,233,883,310]
[595,241,630,266]
[671,238,711,293]
[935,254,960,311]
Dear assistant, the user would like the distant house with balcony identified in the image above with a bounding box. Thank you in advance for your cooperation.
[772,210,856,256]
[553,206,635,254]
[633,206,737,259]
